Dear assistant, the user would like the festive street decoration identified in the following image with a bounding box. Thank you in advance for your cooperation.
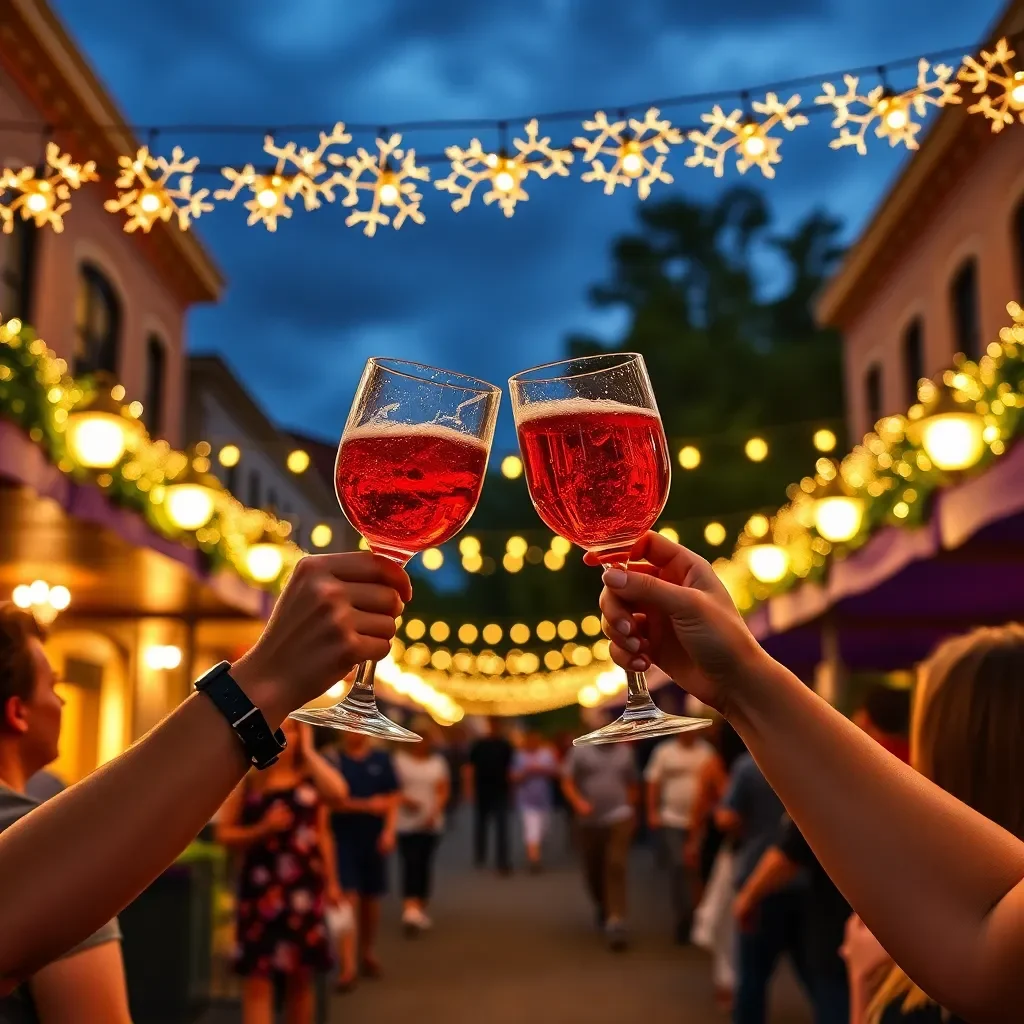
[104,146,213,232]
[959,38,1024,133]
[816,59,961,154]
[0,144,96,233]
[329,133,429,236]
[573,108,682,198]
[437,119,573,217]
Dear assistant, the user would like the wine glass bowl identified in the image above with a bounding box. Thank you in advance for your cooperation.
[291,358,500,741]
[509,353,711,746]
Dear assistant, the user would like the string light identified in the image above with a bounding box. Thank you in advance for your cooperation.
[959,38,1024,132]
[704,521,727,546]
[500,455,524,479]
[746,540,790,584]
[658,526,680,543]
[0,144,97,234]
[550,536,572,556]
[11,580,71,625]
[813,428,837,452]
[429,621,450,642]
[422,547,444,570]
[310,523,333,548]
[286,449,310,473]
[745,514,770,539]
[217,444,241,467]
[745,437,769,462]
[506,536,528,558]
[459,536,481,556]
[105,146,213,232]
[678,445,701,469]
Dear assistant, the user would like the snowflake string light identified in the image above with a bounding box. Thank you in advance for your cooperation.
[573,108,681,198]
[816,60,961,154]
[436,119,573,217]
[214,122,352,231]
[329,134,430,237]
[959,38,1024,133]
[104,146,213,232]
[686,93,807,178]
[0,143,97,233]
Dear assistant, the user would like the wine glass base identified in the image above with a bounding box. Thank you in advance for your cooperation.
[573,706,712,746]
[289,703,422,742]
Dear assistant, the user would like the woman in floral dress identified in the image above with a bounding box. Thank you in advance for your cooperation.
[217,719,344,1024]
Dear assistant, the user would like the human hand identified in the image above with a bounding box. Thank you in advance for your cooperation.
[262,802,294,836]
[378,829,396,855]
[584,532,767,718]
[733,890,758,933]
[326,883,344,908]
[683,834,700,870]
[231,552,412,726]
[573,798,593,818]
[366,795,393,815]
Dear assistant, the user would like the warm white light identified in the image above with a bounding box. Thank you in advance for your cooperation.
[29,580,50,604]
[493,169,517,194]
[286,449,310,474]
[658,527,679,543]
[813,495,864,543]
[165,483,217,531]
[578,685,601,708]
[246,543,285,583]
[813,429,837,452]
[459,536,481,557]
[678,445,701,469]
[256,186,279,209]
[139,190,164,214]
[144,645,183,670]
[218,444,241,468]
[422,547,444,570]
[745,437,769,462]
[878,96,910,131]
[310,523,333,548]
[543,550,565,570]
[739,125,767,159]
[378,179,400,206]
[66,413,129,469]
[746,514,770,539]
[704,521,727,546]
[747,543,789,584]
[26,192,49,214]
[920,412,986,471]
[550,536,571,555]
[1011,73,1024,110]
[620,142,644,178]
[12,585,32,609]
[506,536,528,558]
[48,585,71,611]
[501,455,523,479]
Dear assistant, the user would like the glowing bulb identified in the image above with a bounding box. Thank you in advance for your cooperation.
[286,449,310,474]
[218,444,241,467]
[482,624,503,645]
[813,429,837,452]
[462,553,483,573]
[246,542,285,583]
[557,619,578,640]
[537,621,556,642]
[29,581,50,604]
[48,585,71,611]
[378,177,400,206]
[144,645,182,670]
[12,585,32,609]
[550,536,571,555]
[657,527,679,543]
[704,522,727,546]
[503,554,523,573]
[813,495,864,544]
[501,455,523,479]
[506,536,528,558]
[620,141,644,178]
[257,187,278,209]
[543,550,564,570]
[920,413,985,471]
[1011,72,1024,110]
[405,619,426,640]
[139,189,164,215]
[422,547,444,570]
[66,413,129,469]
[493,167,517,194]
[26,191,49,214]
[678,445,701,469]
[878,96,910,132]
[165,482,217,531]
[739,124,767,159]
[310,524,333,548]
[459,536,481,557]
[578,685,601,708]
[430,621,450,642]
[458,623,478,644]
[745,436,769,462]
[510,623,530,644]
[746,514,770,539]
[747,543,789,584]
[581,615,602,636]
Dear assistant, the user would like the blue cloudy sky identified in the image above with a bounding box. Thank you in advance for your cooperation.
[55,0,1003,449]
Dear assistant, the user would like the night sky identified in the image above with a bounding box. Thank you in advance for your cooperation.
[55,0,1002,452]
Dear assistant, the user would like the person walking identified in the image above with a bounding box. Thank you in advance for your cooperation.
[644,723,714,943]
[326,732,398,989]
[464,718,513,874]
[394,720,450,936]
[561,730,639,951]
[511,730,560,872]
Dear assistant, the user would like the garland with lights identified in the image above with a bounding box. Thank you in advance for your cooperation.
[2,39,1024,237]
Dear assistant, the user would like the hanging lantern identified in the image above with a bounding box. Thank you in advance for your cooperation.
[65,373,138,469]
[812,464,865,543]
[912,384,986,472]
[164,447,222,531]
[246,528,287,583]
[746,534,790,584]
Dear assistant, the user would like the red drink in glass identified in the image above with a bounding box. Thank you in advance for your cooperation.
[516,399,670,563]
[336,421,489,561]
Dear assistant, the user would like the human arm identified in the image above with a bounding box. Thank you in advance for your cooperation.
[300,730,350,811]
[318,805,343,907]
[733,846,800,930]
[560,754,592,817]
[842,915,894,1024]
[30,940,132,1024]
[214,780,288,849]
[378,758,400,855]
[591,532,1024,1023]
[0,551,411,986]
[429,762,452,830]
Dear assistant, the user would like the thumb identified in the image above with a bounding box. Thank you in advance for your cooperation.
[602,566,704,618]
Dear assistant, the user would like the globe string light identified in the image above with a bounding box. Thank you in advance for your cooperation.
[104,145,214,232]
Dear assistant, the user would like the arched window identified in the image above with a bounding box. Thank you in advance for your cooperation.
[0,216,37,322]
[902,318,924,406]
[1014,197,1024,302]
[143,334,166,436]
[865,364,882,428]
[74,263,121,377]
[949,258,980,361]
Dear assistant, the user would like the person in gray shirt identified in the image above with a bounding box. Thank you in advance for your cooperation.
[0,606,129,1023]
[562,735,639,951]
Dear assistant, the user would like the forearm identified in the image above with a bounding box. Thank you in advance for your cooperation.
[0,684,269,981]
[384,796,399,835]
[738,847,799,907]
[305,748,348,810]
[216,822,266,849]
[731,654,1024,1018]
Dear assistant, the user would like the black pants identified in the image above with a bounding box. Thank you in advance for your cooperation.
[473,797,510,870]
[398,832,439,901]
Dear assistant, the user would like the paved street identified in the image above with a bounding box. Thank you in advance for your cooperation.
[203,811,811,1024]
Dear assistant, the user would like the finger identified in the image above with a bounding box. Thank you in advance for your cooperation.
[310,552,413,602]
[628,534,728,601]
[606,641,652,674]
[348,609,400,640]
[602,564,707,617]
[337,581,406,617]
[600,613,641,654]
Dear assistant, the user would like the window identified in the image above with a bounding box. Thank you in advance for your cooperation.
[224,462,238,495]
[949,258,980,361]
[143,335,166,436]
[865,364,882,428]
[0,216,37,321]
[74,264,121,377]
[267,488,279,514]
[248,470,261,509]
[1014,197,1024,302]
[902,319,924,405]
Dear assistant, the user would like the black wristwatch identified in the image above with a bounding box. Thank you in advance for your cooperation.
[195,661,287,770]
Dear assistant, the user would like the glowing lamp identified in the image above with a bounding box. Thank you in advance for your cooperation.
[286,449,310,474]
[164,451,222,531]
[739,122,767,160]
[26,184,52,214]
[812,471,864,543]
[246,531,287,583]
[620,140,644,178]
[218,444,241,467]
[501,454,523,479]
[492,158,519,194]
[1011,71,1024,110]
[746,542,789,584]
[66,374,136,469]
[913,388,986,472]
[877,94,910,132]
[139,189,165,215]
[255,176,286,210]
[310,523,333,548]
[377,172,400,206]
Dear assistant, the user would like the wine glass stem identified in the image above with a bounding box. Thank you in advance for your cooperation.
[347,659,378,710]
[604,559,656,711]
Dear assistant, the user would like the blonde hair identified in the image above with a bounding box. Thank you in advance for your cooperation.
[867,624,1024,1022]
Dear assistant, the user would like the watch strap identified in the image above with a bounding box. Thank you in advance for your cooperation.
[195,661,287,770]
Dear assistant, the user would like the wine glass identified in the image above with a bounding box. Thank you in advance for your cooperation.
[290,358,500,741]
[509,352,711,746]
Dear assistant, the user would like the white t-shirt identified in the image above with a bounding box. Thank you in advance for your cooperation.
[644,738,714,829]
[394,751,450,834]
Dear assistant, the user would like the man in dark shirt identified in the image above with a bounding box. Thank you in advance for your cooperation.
[464,718,513,874]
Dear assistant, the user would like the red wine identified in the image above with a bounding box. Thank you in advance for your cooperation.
[336,423,488,563]
[517,400,670,563]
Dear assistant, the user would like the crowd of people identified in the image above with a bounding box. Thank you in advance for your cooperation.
[1,542,1024,1024]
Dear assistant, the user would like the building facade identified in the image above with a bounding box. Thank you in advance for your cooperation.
[816,0,1024,439]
